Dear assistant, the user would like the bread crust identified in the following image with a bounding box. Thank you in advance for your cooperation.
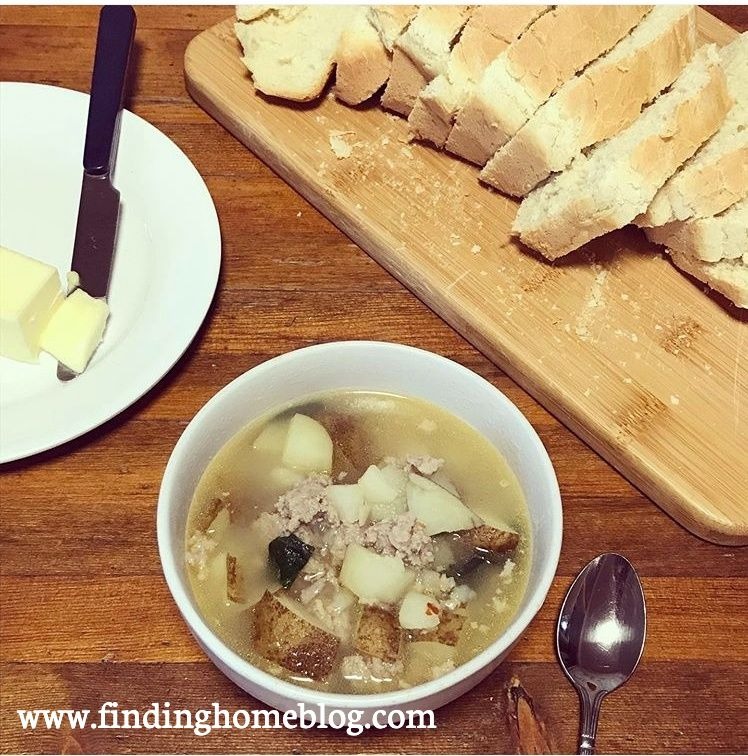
[368,5,418,52]
[645,198,748,262]
[669,250,748,308]
[381,6,471,117]
[408,6,547,147]
[640,144,748,225]
[481,6,697,196]
[234,6,356,102]
[514,47,731,260]
[335,11,392,105]
[381,46,430,116]
[447,5,651,165]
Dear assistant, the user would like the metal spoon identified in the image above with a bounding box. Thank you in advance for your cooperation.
[557,553,646,754]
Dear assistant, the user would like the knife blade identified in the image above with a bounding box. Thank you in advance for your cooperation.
[58,5,136,381]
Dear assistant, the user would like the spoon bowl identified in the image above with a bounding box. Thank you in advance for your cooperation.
[557,553,646,754]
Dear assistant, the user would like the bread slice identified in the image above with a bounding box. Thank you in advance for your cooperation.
[481,6,697,197]
[234,6,358,101]
[669,250,748,308]
[408,6,549,148]
[446,5,652,166]
[335,9,392,105]
[638,33,748,226]
[368,6,419,52]
[645,197,747,262]
[513,45,731,260]
[381,6,472,117]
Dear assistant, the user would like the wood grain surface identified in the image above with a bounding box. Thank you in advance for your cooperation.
[185,10,747,546]
[1,6,747,755]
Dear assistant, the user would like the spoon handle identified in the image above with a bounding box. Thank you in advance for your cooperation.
[578,690,604,755]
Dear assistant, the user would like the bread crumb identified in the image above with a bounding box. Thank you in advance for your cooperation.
[471,244,481,254]
[296,211,302,218]
[329,130,354,159]
[575,267,609,341]
[670,395,680,406]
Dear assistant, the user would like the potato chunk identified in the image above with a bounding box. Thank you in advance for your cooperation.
[358,465,407,521]
[404,641,455,685]
[399,591,441,630]
[327,483,367,524]
[406,473,476,535]
[339,544,413,604]
[206,507,231,543]
[251,591,339,680]
[355,605,402,662]
[269,466,306,489]
[371,463,409,520]
[252,420,289,454]
[281,414,333,473]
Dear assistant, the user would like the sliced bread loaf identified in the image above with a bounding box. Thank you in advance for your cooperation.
[381,6,472,117]
[638,33,748,226]
[513,45,731,260]
[335,9,392,105]
[645,197,747,262]
[669,250,748,308]
[234,5,358,101]
[481,6,697,197]
[445,5,652,166]
[408,6,549,147]
[368,6,418,52]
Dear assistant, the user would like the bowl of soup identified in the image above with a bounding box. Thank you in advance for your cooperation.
[158,341,562,719]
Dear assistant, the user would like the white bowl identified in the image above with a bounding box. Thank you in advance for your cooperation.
[157,341,562,720]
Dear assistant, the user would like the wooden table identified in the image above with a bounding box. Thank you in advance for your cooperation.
[1,7,746,754]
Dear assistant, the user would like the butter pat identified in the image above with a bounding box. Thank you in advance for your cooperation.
[0,245,63,362]
[40,288,109,374]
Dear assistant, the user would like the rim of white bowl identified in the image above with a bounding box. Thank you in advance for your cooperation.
[157,341,562,709]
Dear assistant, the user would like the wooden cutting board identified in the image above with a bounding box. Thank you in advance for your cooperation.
[185,11,747,545]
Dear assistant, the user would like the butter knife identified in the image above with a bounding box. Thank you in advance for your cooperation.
[58,5,136,381]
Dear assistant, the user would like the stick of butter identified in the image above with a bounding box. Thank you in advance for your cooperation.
[0,245,63,363]
[40,288,110,374]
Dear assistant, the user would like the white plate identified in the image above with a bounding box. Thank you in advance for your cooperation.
[0,83,221,463]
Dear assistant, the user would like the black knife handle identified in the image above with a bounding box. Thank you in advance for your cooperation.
[83,5,136,176]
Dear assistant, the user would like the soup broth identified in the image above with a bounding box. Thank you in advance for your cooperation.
[186,391,531,693]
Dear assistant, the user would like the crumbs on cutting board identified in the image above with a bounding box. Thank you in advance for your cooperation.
[321,122,480,244]
[614,328,639,343]
[573,265,609,342]
[329,130,354,159]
